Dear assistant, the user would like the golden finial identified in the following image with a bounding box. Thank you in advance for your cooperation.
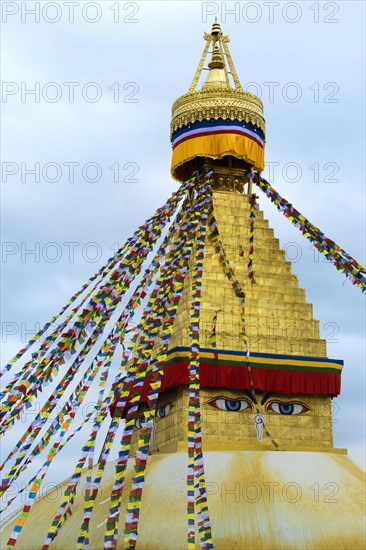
[211,18,222,38]
[208,43,224,70]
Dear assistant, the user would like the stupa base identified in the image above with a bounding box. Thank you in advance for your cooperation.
[1,450,365,549]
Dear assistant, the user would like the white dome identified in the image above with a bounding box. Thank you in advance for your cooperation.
[1,450,365,549]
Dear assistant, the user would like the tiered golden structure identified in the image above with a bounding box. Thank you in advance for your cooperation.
[2,20,365,550]
[134,20,334,455]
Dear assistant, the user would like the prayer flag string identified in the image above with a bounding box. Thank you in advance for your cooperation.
[104,177,212,550]
[187,177,214,550]
[41,187,197,549]
[0,180,190,434]
[248,193,259,284]
[251,172,366,291]
[0,179,194,379]
[121,212,203,549]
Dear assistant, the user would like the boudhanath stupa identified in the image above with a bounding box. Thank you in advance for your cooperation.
[1,20,365,550]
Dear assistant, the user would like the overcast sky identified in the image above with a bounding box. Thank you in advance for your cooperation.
[1,0,365,496]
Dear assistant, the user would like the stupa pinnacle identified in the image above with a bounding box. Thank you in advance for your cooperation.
[171,20,265,182]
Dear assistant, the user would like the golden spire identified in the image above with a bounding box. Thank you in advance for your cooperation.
[202,20,227,90]
[187,19,242,92]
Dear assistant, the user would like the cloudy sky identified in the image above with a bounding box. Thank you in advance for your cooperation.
[1,0,365,499]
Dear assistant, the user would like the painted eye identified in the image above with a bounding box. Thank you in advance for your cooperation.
[208,397,252,412]
[135,416,144,429]
[156,403,172,419]
[267,402,309,415]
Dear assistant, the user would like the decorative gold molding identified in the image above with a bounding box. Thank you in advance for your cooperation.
[171,88,265,137]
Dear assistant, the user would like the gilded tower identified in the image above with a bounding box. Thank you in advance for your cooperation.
[130,20,340,455]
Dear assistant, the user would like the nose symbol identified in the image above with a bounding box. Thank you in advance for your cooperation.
[253,413,266,441]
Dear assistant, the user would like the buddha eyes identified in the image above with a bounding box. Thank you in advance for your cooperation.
[206,397,310,416]
[156,403,172,419]
[208,398,252,412]
[135,403,173,429]
[135,398,309,427]
[267,402,309,415]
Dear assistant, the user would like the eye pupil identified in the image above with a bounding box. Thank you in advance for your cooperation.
[208,397,251,412]
[279,403,294,415]
[225,399,241,412]
[156,403,172,419]
[135,416,143,428]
